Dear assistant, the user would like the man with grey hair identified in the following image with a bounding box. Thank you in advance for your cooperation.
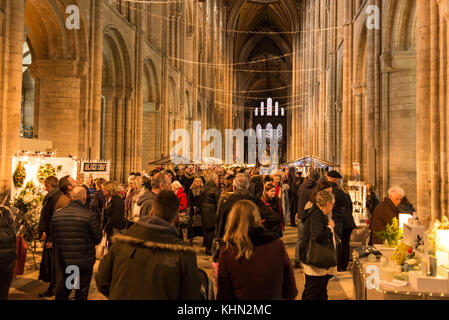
[369,185,404,244]
[138,172,171,218]
[51,186,102,300]
[213,173,281,261]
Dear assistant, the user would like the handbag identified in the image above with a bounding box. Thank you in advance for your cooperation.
[305,216,337,269]
[96,234,108,260]
[191,206,202,227]
[178,211,190,228]
[211,238,223,263]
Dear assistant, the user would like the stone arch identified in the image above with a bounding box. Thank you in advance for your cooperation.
[143,58,160,107]
[142,58,161,167]
[102,26,133,182]
[185,1,194,35]
[22,0,88,157]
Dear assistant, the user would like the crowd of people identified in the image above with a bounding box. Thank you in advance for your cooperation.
[0,163,416,301]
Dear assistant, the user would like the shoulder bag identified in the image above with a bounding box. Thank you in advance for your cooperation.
[305,214,337,269]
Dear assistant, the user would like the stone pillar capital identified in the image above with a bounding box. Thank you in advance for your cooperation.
[29,59,88,78]
[380,51,393,73]
[102,87,116,97]
[352,82,366,95]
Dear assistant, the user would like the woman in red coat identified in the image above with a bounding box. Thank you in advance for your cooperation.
[171,181,188,239]
[217,200,298,300]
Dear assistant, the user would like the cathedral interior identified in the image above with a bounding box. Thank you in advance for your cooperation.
[1,0,449,227]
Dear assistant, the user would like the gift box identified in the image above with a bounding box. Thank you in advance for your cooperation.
[409,271,449,294]
[403,223,425,247]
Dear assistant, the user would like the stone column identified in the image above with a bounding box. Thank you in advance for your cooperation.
[353,83,364,165]
[102,88,116,163]
[380,52,392,197]
[124,89,133,176]
[416,0,433,226]
[91,0,103,159]
[115,88,125,183]
[0,0,25,194]
[30,59,87,157]
[342,0,354,178]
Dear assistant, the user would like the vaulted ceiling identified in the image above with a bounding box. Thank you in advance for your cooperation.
[227,0,299,96]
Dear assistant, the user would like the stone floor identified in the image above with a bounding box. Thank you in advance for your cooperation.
[8,225,353,300]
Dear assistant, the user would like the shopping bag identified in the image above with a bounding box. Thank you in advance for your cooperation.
[178,211,190,228]
[96,234,108,260]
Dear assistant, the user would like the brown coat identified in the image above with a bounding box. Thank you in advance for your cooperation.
[55,193,71,212]
[370,197,399,244]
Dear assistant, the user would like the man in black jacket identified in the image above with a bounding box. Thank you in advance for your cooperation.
[95,190,201,299]
[51,186,102,300]
[37,176,60,297]
[326,170,353,272]
[0,206,16,300]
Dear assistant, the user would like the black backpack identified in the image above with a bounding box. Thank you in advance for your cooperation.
[0,206,17,266]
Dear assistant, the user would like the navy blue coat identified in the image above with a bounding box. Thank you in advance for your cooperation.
[51,200,102,269]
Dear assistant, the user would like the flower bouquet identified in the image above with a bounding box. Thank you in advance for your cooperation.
[11,181,45,269]
[376,217,403,248]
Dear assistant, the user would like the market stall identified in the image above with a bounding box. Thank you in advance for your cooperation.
[11,152,77,198]
[147,156,191,169]
[352,216,449,300]
[282,155,340,177]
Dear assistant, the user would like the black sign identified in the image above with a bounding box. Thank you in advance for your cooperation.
[83,162,108,172]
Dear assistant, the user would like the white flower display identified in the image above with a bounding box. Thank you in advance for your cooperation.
[405,259,417,266]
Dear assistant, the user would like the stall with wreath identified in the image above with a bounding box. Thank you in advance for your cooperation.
[10,152,77,268]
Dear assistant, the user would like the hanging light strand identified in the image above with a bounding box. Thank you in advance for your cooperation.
[113,0,345,35]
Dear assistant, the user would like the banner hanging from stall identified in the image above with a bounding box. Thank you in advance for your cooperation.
[78,160,111,181]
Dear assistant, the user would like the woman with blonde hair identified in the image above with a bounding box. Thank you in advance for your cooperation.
[217,200,297,300]
[101,181,126,244]
[187,177,204,246]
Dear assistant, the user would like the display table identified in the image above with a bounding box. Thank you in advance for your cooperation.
[352,250,449,300]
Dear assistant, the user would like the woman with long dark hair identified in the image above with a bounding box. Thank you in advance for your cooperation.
[260,183,283,237]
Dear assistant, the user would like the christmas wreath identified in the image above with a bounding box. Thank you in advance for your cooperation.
[13,161,26,188]
[37,163,62,183]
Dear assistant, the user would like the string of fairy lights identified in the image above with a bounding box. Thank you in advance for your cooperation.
[112,0,345,35]
[352,253,448,298]
[107,0,340,112]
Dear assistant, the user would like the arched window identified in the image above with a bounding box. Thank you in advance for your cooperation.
[276,124,283,140]
[266,123,273,139]
[256,124,262,140]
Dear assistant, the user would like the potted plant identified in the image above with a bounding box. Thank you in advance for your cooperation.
[376,217,403,248]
